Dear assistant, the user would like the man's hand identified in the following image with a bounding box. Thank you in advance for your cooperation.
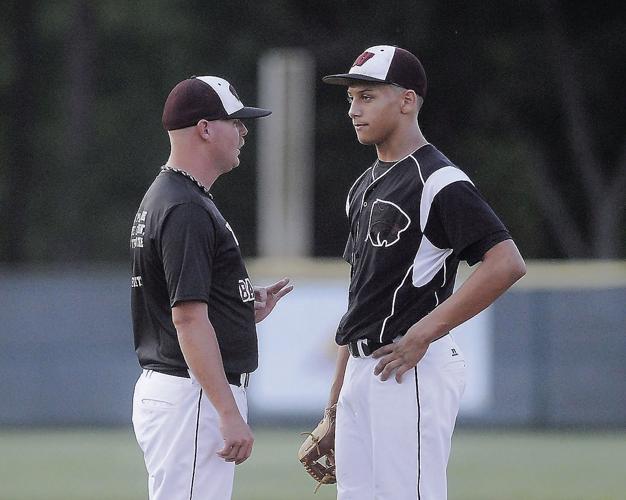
[372,326,431,383]
[254,277,293,323]
[217,411,255,465]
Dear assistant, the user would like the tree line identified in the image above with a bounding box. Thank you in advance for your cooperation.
[1,0,624,262]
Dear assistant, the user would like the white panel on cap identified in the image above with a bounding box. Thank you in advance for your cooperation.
[348,45,396,80]
[196,76,244,115]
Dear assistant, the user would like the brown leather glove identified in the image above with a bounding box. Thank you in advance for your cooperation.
[298,404,337,492]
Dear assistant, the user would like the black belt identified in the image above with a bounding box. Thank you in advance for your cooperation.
[153,368,250,387]
[347,338,390,358]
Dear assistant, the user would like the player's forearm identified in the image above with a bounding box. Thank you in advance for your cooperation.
[174,311,240,418]
[410,239,526,343]
[328,345,349,407]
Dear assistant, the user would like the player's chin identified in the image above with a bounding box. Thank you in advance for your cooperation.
[225,158,240,172]
[356,133,376,146]
[355,133,377,146]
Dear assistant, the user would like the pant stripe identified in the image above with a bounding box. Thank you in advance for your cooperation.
[414,367,421,500]
[189,389,203,500]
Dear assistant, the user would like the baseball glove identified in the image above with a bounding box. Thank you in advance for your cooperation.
[298,404,337,492]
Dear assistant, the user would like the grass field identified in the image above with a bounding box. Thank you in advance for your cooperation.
[0,428,624,500]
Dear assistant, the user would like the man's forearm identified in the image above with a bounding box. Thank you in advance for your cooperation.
[328,345,349,407]
[411,239,526,343]
[175,314,240,418]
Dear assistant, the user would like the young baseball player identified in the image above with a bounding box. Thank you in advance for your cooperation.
[130,76,292,500]
[322,46,526,499]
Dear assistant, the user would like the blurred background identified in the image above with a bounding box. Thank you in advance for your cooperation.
[1,0,625,499]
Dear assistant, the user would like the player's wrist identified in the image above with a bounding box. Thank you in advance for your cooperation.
[216,403,243,421]
[328,382,343,405]
[406,318,442,346]
[214,398,242,420]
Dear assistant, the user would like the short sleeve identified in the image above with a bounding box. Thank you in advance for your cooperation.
[160,203,216,307]
[426,181,511,266]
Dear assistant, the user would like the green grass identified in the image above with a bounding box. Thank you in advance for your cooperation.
[0,428,624,499]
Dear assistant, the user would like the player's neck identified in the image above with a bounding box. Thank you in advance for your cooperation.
[166,149,220,190]
[375,125,428,162]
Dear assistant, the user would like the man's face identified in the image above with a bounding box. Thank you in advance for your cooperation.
[347,83,405,145]
[209,119,248,172]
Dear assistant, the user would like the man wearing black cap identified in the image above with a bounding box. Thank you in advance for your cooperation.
[321,46,526,499]
[130,75,292,500]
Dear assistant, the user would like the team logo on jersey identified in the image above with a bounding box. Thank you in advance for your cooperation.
[367,199,411,247]
[238,278,255,303]
[353,51,375,67]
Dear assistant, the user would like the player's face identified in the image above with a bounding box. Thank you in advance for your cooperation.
[347,84,404,145]
[210,119,248,172]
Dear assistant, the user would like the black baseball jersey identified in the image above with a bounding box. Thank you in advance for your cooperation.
[336,144,511,346]
[130,170,257,376]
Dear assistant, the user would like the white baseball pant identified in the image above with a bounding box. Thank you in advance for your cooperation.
[132,369,247,500]
[336,335,467,500]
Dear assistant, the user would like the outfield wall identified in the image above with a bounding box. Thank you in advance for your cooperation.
[0,261,624,427]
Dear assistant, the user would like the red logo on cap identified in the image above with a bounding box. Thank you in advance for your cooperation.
[353,51,375,67]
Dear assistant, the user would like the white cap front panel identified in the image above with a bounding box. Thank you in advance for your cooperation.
[348,45,396,80]
[197,76,244,115]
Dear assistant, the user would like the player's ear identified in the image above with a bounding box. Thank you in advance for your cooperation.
[195,119,212,141]
[400,90,418,115]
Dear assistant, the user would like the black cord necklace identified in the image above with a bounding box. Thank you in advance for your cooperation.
[160,165,213,199]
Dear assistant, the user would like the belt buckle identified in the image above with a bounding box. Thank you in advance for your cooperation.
[357,338,368,357]
[349,338,369,358]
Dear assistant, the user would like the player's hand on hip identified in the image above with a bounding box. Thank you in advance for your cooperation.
[253,277,294,323]
[372,333,430,383]
[217,413,255,465]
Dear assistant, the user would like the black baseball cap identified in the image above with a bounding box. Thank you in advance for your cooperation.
[323,45,427,98]
[162,76,271,131]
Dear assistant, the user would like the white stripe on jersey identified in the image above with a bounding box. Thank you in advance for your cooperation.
[412,235,453,288]
[345,168,370,217]
[379,264,415,342]
[411,166,472,291]
[419,166,473,231]
[409,154,425,185]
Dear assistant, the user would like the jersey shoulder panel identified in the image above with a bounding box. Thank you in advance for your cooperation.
[410,144,463,183]
[414,146,474,231]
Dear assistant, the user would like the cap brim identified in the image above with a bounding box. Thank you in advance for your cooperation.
[229,106,272,119]
[322,73,388,86]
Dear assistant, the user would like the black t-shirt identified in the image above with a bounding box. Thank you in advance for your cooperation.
[337,144,511,345]
[130,170,257,376]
